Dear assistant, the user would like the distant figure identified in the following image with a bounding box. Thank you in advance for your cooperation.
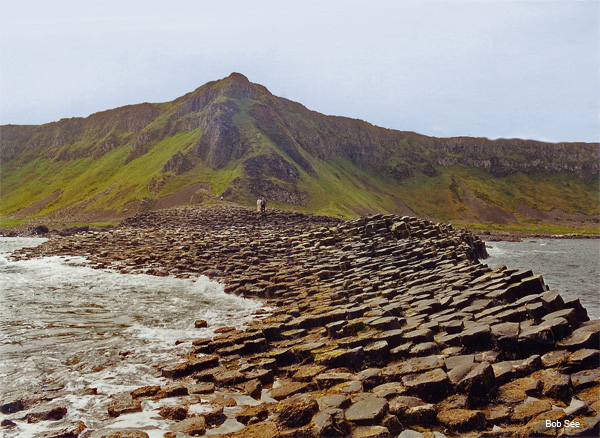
[257,198,261,212]
[261,197,267,213]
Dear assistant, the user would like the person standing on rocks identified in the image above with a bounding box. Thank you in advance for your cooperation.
[261,197,267,213]
[257,198,262,213]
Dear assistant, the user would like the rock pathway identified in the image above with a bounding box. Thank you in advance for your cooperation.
[5,205,599,438]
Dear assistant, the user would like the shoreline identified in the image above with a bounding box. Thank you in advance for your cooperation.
[474,230,600,242]
[2,205,599,438]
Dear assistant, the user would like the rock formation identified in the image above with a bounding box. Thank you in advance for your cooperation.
[2,73,598,226]
[5,205,599,437]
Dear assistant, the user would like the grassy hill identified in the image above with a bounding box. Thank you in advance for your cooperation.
[1,73,598,232]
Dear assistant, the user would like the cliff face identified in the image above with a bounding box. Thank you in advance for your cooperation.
[1,73,598,228]
[434,137,598,181]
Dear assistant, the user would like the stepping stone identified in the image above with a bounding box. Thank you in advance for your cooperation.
[453,362,496,400]
[213,369,246,386]
[540,289,564,312]
[315,372,354,389]
[444,354,474,371]
[131,385,161,398]
[571,369,600,390]
[345,395,389,425]
[269,381,310,401]
[170,417,206,436]
[107,394,142,418]
[316,394,352,410]
[376,329,405,347]
[364,340,390,365]
[567,349,600,370]
[557,321,600,351]
[511,399,552,423]
[496,377,542,403]
[436,408,485,431]
[402,368,450,402]
[372,382,407,400]
[235,404,270,425]
[410,342,439,356]
[161,354,219,379]
[370,316,402,331]
[541,350,570,368]
[543,308,579,327]
[292,364,327,382]
[533,368,572,404]
[312,408,350,438]
[460,325,491,350]
[403,328,434,343]
[315,346,364,369]
[158,405,188,420]
[351,425,391,438]
[518,324,555,352]
[356,368,384,390]
[276,393,319,428]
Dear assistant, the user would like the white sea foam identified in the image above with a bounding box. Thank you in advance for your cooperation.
[0,237,269,436]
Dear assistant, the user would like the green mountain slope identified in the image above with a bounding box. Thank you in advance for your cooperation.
[1,73,599,231]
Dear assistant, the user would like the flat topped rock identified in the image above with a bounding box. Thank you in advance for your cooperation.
[87,429,150,438]
[402,368,450,401]
[351,425,391,438]
[316,393,351,410]
[437,408,486,431]
[269,381,309,401]
[557,321,600,350]
[383,355,444,378]
[345,395,389,425]
[276,393,319,428]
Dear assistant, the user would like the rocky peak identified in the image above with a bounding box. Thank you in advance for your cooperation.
[220,72,260,99]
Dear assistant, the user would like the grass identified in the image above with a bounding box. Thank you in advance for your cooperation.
[462,222,600,235]
[2,82,598,231]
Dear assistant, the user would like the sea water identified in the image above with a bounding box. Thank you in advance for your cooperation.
[0,237,266,437]
[1,237,598,436]
[485,238,600,320]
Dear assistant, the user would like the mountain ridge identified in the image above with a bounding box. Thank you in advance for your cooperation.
[1,73,598,231]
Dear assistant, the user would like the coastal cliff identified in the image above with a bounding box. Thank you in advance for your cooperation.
[1,73,598,230]
[5,205,599,437]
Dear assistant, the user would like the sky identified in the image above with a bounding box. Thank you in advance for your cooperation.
[1,0,598,143]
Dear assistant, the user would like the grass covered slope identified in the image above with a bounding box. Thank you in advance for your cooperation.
[1,73,598,231]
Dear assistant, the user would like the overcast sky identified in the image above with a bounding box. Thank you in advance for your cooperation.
[1,0,598,143]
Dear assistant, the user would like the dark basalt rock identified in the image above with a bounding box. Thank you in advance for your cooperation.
[275,393,319,428]
[11,205,599,438]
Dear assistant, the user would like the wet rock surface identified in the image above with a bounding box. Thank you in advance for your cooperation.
[6,205,599,437]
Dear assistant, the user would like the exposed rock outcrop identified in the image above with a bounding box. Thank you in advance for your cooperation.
[8,205,598,437]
